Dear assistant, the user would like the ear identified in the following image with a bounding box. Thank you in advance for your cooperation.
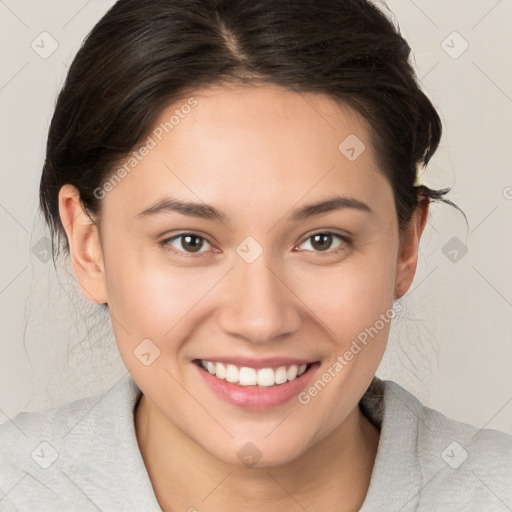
[58,184,108,304]
[394,194,430,300]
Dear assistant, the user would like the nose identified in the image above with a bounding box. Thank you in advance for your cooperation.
[217,254,302,345]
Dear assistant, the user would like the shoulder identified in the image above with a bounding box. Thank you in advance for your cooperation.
[385,379,512,467]
[405,382,512,510]
[368,378,512,511]
[0,373,161,511]
[0,389,105,511]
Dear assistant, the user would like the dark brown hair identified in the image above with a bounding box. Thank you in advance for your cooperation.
[39,0,463,260]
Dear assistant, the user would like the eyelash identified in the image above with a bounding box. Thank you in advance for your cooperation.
[159,231,351,258]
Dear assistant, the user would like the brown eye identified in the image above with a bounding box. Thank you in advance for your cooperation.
[311,233,334,251]
[298,232,349,253]
[164,233,212,254]
[181,235,204,252]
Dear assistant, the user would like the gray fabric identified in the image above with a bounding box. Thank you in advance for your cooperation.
[358,378,512,511]
[1,373,511,511]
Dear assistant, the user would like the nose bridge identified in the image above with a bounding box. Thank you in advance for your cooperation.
[218,249,301,343]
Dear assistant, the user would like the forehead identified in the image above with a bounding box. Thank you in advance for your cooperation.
[101,83,393,223]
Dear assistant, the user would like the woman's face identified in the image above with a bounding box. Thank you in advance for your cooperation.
[61,83,425,466]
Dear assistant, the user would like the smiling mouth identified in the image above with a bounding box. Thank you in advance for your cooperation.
[193,359,318,388]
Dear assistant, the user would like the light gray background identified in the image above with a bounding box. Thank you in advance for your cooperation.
[1,0,511,435]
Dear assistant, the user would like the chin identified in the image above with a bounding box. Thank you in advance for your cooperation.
[202,434,314,469]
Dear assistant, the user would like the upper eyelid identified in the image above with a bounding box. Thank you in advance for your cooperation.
[162,231,214,244]
[300,232,349,243]
[296,232,350,251]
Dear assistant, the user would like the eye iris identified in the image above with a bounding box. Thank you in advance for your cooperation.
[182,235,203,252]
[311,233,332,251]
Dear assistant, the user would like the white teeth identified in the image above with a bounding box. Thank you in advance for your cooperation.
[287,365,298,380]
[239,367,257,386]
[198,360,311,387]
[257,368,275,387]
[225,364,239,383]
[275,366,288,384]
[215,362,227,380]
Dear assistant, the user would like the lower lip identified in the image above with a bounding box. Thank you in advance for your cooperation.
[193,361,320,410]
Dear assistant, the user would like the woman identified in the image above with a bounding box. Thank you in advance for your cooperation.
[1,0,510,510]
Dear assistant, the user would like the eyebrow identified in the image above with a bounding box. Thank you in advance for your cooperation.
[135,195,372,222]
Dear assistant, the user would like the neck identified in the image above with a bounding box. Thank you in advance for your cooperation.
[135,394,380,512]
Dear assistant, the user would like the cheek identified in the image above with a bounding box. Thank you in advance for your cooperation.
[103,245,219,359]
[291,243,398,343]
[289,245,398,430]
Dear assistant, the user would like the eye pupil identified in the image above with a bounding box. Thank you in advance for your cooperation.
[182,235,203,252]
[311,233,332,251]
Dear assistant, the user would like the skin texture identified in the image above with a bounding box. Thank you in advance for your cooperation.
[58,83,429,511]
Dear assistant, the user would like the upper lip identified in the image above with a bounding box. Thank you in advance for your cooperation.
[194,356,318,369]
